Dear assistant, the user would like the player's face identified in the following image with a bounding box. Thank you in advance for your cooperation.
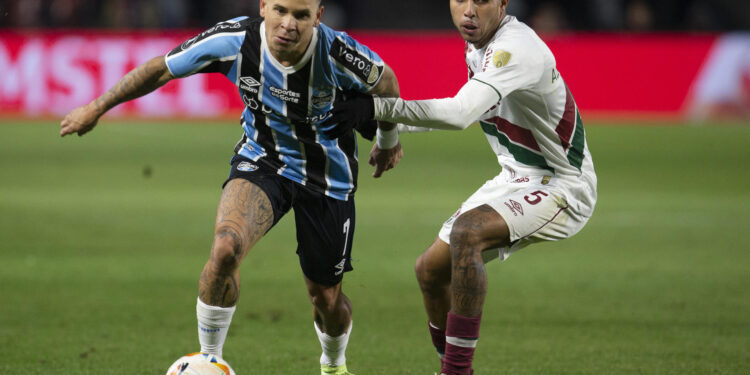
[260,0,323,65]
[450,0,508,48]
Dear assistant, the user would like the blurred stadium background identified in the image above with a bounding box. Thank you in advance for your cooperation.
[1,1,749,374]
[2,0,749,121]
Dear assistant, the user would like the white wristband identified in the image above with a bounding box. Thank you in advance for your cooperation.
[376,127,399,149]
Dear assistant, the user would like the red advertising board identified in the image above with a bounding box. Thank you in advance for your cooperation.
[1,29,746,120]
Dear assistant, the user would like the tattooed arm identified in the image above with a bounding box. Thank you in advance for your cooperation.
[60,56,174,137]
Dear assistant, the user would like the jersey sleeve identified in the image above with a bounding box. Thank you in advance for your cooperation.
[165,17,248,78]
[326,31,385,93]
[470,36,545,99]
[374,79,500,130]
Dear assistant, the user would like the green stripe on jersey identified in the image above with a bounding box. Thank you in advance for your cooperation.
[480,121,555,173]
[567,108,585,170]
[471,78,502,101]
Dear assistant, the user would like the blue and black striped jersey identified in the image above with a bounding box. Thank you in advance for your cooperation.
[165,17,385,201]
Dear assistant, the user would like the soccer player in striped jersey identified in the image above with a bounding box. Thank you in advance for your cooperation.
[59,1,401,374]
[325,1,597,374]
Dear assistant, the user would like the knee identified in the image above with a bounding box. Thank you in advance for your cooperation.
[449,217,486,253]
[308,286,338,315]
[209,226,244,273]
[415,253,449,292]
[449,206,510,253]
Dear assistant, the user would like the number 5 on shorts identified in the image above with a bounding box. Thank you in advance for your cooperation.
[524,190,549,205]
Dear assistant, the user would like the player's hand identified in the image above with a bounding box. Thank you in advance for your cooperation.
[60,103,101,137]
[369,142,403,178]
[323,91,376,140]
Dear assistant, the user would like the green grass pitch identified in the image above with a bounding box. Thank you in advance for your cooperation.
[1,121,749,374]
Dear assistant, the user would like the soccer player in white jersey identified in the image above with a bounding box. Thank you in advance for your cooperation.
[325,1,597,374]
[59,1,403,374]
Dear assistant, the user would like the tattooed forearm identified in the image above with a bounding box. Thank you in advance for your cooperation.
[93,56,173,114]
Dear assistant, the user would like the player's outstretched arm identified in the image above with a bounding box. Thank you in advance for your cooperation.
[60,56,175,137]
[374,79,500,130]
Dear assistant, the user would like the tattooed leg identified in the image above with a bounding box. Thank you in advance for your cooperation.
[441,204,510,374]
[448,204,509,316]
[199,179,274,307]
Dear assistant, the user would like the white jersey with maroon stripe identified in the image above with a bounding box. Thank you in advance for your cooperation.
[373,15,596,225]
[466,16,594,182]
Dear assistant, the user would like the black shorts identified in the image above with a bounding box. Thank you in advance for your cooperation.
[225,155,355,286]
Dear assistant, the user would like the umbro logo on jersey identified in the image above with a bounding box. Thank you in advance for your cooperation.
[239,76,261,93]
[504,199,524,216]
[237,161,258,172]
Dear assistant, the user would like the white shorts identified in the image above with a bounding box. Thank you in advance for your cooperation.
[438,168,596,262]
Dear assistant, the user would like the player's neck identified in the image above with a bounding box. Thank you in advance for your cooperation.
[272,38,312,66]
[272,50,305,67]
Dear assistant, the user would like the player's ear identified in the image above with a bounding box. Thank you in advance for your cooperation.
[315,5,324,27]
[259,0,267,17]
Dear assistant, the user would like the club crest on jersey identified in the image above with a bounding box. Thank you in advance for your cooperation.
[237,161,258,172]
[493,50,512,68]
[239,76,261,94]
[311,88,334,109]
[330,37,383,85]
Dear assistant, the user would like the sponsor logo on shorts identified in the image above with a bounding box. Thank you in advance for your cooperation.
[512,177,530,183]
[237,161,258,172]
[504,199,524,216]
[445,208,462,225]
[334,258,346,276]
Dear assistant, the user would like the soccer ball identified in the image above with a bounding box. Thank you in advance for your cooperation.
[165,352,236,375]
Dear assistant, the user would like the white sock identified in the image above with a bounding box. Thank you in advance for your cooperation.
[314,320,352,367]
[196,297,236,357]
